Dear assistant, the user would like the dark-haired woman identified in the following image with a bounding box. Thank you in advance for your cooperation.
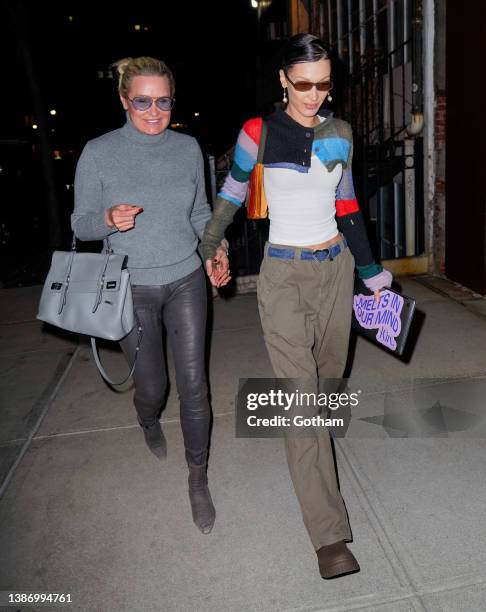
[201,34,391,577]
[72,56,230,535]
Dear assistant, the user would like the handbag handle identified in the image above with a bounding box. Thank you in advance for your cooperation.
[58,235,114,315]
[90,322,143,387]
[70,233,113,254]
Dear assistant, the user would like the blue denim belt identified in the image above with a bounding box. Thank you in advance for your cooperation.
[267,238,348,262]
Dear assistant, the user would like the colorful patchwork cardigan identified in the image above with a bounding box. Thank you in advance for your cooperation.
[200,109,382,279]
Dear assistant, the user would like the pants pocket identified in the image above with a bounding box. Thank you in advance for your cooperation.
[257,256,293,309]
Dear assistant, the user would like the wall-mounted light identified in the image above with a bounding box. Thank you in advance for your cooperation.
[32,124,38,130]
[49,109,57,116]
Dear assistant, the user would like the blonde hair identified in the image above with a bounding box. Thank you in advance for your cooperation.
[112,56,175,98]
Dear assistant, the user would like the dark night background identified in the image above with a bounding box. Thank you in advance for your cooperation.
[1,0,288,286]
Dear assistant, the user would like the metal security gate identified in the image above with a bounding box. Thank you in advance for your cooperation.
[315,0,425,260]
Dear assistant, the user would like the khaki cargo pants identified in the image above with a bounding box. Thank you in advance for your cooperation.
[257,239,355,550]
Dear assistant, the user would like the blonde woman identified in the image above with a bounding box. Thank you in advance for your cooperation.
[72,57,230,534]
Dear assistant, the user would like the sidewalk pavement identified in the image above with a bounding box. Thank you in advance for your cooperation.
[1,276,486,612]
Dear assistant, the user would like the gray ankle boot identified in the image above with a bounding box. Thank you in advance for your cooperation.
[188,463,216,534]
[139,418,167,460]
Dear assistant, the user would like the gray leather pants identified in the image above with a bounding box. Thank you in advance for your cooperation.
[120,267,210,466]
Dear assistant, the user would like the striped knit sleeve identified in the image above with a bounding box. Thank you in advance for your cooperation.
[217,117,262,206]
[199,118,262,262]
[335,151,382,278]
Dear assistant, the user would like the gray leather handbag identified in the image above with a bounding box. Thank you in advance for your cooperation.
[37,237,142,386]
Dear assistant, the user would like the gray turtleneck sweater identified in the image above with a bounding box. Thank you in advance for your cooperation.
[72,118,212,284]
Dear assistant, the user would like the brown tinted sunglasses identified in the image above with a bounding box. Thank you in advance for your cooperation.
[285,72,333,92]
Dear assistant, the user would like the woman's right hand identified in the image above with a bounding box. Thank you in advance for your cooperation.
[105,204,143,232]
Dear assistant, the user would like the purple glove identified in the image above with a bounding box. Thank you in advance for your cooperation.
[363,269,393,293]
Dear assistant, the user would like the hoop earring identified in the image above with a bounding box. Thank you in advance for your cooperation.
[282,87,288,104]
[327,93,333,102]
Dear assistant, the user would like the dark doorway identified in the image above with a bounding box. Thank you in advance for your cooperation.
[446,0,486,295]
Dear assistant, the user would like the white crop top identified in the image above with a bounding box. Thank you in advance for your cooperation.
[264,157,343,247]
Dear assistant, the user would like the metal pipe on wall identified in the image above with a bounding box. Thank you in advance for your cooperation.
[373,0,379,50]
[411,0,424,116]
[336,0,344,60]
[347,0,354,73]
[359,0,366,60]
[327,0,333,45]
[388,0,396,68]
[423,0,435,270]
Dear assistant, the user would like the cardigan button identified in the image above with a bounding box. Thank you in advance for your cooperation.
[305,132,311,138]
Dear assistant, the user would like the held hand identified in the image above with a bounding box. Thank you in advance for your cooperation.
[214,245,231,286]
[205,254,231,288]
[205,243,231,288]
[105,204,143,232]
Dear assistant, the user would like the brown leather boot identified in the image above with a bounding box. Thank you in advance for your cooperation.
[317,541,360,579]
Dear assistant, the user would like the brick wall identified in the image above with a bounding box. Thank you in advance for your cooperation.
[435,92,446,146]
